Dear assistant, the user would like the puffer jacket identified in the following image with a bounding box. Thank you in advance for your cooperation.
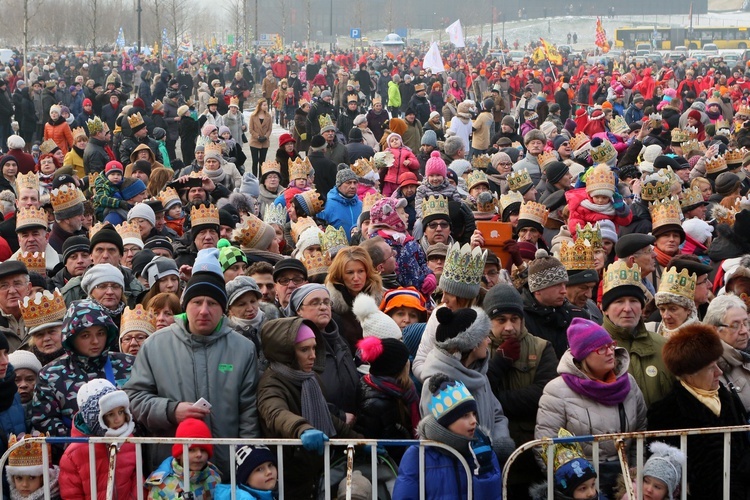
[257,317,361,499]
[382,146,419,185]
[718,340,750,414]
[318,321,358,416]
[43,118,74,155]
[145,456,221,499]
[124,315,260,478]
[58,413,138,500]
[603,317,674,408]
[354,378,414,441]
[535,348,648,463]
[318,186,362,241]
[31,347,133,437]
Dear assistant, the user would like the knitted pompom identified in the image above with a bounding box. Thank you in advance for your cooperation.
[436,306,454,325]
[590,137,603,148]
[217,238,231,249]
[648,441,686,466]
[430,150,441,158]
[428,373,452,394]
[337,163,349,172]
[357,336,384,363]
[352,293,380,323]
[535,248,549,260]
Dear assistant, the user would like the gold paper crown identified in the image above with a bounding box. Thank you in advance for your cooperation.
[540,429,588,473]
[72,126,87,139]
[362,192,384,212]
[603,261,644,295]
[421,195,450,220]
[684,125,698,138]
[537,150,558,170]
[680,139,705,157]
[204,142,223,158]
[289,157,312,181]
[471,154,492,170]
[467,170,489,191]
[87,173,97,195]
[16,206,48,230]
[300,251,331,275]
[589,140,617,164]
[713,205,737,227]
[648,112,663,126]
[261,160,281,177]
[507,168,533,192]
[87,116,105,135]
[233,213,272,249]
[681,186,705,210]
[475,192,498,213]
[499,190,524,214]
[127,112,145,129]
[569,132,590,151]
[115,221,142,242]
[49,184,84,212]
[7,434,51,472]
[207,96,219,105]
[297,189,324,215]
[229,95,240,107]
[21,289,66,330]
[121,304,157,335]
[290,217,317,243]
[575,222,603,250]
[318,113,334,130]
[17,252,45,275]
[518,201,549,226]
[441,242,487,289]
[157,187,181,208]
[351,157,374,178]
[608,115,630,136]
[737,106,750,118]
[725,148,747,165]
[320,225,350,256]
[262,203,287,227]
[716,118,731,131]
[560,239,595,271]
[670,128,694,143]
[641,172,673,202]
[649,196,682,230]
[585,164,615,194]
[658,267,697,300]
[190,203,220,227]
[15,171,40,192]
[39,139,58,155]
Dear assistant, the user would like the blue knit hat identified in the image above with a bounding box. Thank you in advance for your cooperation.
[119,178,147,201]
[427,374,478,428]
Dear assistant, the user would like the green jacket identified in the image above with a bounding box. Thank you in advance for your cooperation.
[603,317,674,407]
[388,81,401,108]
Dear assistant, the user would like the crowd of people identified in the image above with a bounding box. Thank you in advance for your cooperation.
[0,38,749,499]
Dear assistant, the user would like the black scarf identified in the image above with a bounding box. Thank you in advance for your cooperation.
[0,366,18,411]
[48,116,66,126]
[73,145,85,156]
[31,344,65,367]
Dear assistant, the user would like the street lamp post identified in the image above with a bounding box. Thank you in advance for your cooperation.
[330,0,334,50]
[137,0,142,53]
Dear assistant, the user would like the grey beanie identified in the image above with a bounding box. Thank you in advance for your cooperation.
[444,136,465,157]
[642,442,686,500]
[285,283,328,316]
[226,276,263,307]
[142,256,179,288]
[421,129,438,147]
[81,263,125,297]
[501,115,516,128]
[336,164,358,187]
[127,202,156,227]
[54,200,84,221]
[527,249,568,293]
[483,284,524,318]
[321,90,333,99]
[449,159,472,177]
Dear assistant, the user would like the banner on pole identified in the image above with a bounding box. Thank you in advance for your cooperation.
[445,20,465,48]
[423,42,445,73]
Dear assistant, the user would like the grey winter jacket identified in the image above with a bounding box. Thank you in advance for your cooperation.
[124,315,260,477]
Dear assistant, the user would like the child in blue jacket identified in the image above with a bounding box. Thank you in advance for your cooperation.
[215,445,278,500]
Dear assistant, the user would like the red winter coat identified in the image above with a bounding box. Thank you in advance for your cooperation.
[565,187,633,237]
[383,147,419,185]
[59,420,139,500]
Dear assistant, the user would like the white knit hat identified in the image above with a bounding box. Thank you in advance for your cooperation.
[8,350,42,374]
[352,294,402,340]
[682,217,713,244]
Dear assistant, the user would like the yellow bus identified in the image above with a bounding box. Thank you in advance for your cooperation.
[614,26,750,51]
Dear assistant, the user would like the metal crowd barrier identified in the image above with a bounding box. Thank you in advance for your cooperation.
[502,424,750,500]
[0,437,474,500]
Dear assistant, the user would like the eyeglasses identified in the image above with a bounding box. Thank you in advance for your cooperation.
[427,222,450,230]
[484,270,500,277]
[0,279,30,292]
[302,299,332,308]
[560,142,570,147]
[498,161,513,166]
[696,278,709,286]
[121,335,148,344]
[93,283,123,292]
[594,341,617,355]
[719,321,750,332]
[276,276,306,286]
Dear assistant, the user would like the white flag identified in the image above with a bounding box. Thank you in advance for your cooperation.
[423,42,445,74]
[445,19,465,48]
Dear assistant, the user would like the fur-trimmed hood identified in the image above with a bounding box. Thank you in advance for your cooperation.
[326,282,383,315]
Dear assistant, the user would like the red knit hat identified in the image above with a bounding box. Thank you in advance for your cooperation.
[172,418,214,459]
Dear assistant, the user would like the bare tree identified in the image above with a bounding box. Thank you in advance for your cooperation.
[86,0,101,50]
[164,0,188,48]
[22,0,44,81]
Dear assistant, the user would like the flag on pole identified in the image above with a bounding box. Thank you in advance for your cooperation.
[423,42,446,73]
[595,17,610,53]
[445,20,465,48]
[539,38,562,65]
[532,47,545,64]
[178,35,193,53]
[116,27,126,49]
[161,28,171,57]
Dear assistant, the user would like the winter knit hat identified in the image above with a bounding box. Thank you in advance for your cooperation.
[448,159,472,177]
[63,236,91,264]
[555,457,597,497]
[524,129,546,145]
[127,202,156,227]
[357,336,410,377]
[379,286,427,314]
[662,323,723,377]
[80,263,125,297]
[527,249,568,293]
[8,350,42,375]
[598,219,618,243]
[336,164,358,187]
[105,160,124,176]
[425,151,447,177]
[545,161,569,185]
[236,445,277,486]
[421,129,438,148]
[142,256,179,289]
[642,442,686,500]
[285,283,328,316]
[435,306,491,353]
[90,225,124,255]
[338,470,372,500]
[567,317,613,361]
[427,374,478,428]
[226,276,262,307]
[172,418,214,459]
[370,197,407,233]
[181,248,228,311]
[353,294,403,340]
[77,378,135,437]
[483,283,524,319]
[682,218,713,244]
[217,238,249,272]
[119,178,148,201]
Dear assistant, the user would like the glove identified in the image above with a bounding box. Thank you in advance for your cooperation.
[498,336,521,362]
[300,429,329,455]
[119,200,131,211]
[421,273,437,296]
[612,191,625,210]
[502,239,524,267]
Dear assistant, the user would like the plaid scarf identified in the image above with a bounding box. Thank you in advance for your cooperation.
[364,374,420,437]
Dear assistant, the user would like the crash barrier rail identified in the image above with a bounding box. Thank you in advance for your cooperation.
[502,424,750,500]
[0,436,473,500]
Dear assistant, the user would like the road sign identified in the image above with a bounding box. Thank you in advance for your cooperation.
[350,28,361,39]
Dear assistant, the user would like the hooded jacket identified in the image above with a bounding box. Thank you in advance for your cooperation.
[120,132,163,167]
[318,186,362,241]
[124,315,260,478]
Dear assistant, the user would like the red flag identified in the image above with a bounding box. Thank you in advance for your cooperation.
[595,17,610,53]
